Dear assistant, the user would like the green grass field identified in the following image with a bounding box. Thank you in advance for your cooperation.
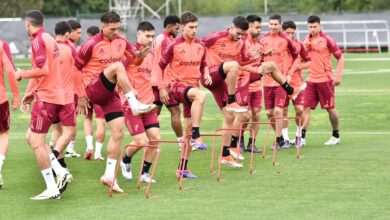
[1,53,390,219]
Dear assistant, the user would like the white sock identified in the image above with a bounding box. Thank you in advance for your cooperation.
[41,168,57,189]
[95,142,103,156]
[104,158,117,179]
[125,91,139,106]
[177,136,183,148]
[282,128,289,141]
[85,135,93,150]
[66,140,76,153]
[49,153,66,176]
[0,154,5,173]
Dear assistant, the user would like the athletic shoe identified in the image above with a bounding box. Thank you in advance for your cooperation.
[230,147,245,160]
[220,156,243,168]
[176,169,197,179]
[239,139,246,153]
[120,161,132,180]
[226,102,248,113]
[84,149,93,160]
[191,138,208,150]
[290,136,306,147]
[281,140,290,149]
[140,173,156,183]
[131,103,157,116]
[30,188,61,200]
[245,144,262,153]
[56,171,73,194]
[94,154,104,161]
[324,136,340,145]
[0,174,3,188]
[100,175,123,193]
[65,151,81,158]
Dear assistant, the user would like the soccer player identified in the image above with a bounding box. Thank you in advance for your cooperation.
[281,20,311,147]
[259,14,299,150]
[302,15,344,145]
[82,25,106,161]
[0,40,20,189]
[151,15,188,151]
[17,10,72,200]
[157,12,212,178]
[119,21,159,183]
[74,11,155,193]
[67,19,82,48]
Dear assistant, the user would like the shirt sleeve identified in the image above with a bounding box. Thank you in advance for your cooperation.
[1,42,20,103]
[326,37,343,60]
[20,37,49,78]
[201,32,222,48]
[157,42,175,88]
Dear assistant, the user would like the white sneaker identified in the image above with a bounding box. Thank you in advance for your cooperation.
[65,151,81,158]
[324,136,340,145]
[230,148,245,160]
[31,188,61,200]
[100,175,123,193]
[57,171,73,194]
[131,103,157,116]
[94,154,105,161]
[220,156,243,168]
[0,174,3,188]
[120,161,133,180]
[140,173,156,183]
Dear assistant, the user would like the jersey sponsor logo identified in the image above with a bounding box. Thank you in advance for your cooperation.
[98,48,105,55]
[179,60,201,66]
[218,53,237,60]
[137,67,152,76]
[99,57,122,64]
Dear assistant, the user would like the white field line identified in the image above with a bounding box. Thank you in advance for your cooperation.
[8,131,390,139]
[344,58,390,61]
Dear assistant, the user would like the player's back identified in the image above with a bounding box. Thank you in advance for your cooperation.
[57,41,76,104]
[0,40,17,104]
[151,32,175,87]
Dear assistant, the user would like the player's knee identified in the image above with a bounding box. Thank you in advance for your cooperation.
[111,127,124,141]
[265,109,273,118]
[196,91,206,104]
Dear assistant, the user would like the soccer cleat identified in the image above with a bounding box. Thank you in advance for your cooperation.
[94,154,105,161]
[0,174,3,189]
[245,144,262,153]
[191,138,208,150]
[120,161,133,180]
[281,140,290,149]
[56,171,73,194]
[226,102,248,113]
[30,188,61,200]
[324,136,340,145]
[290,136,306,147]
[140,173,156,183]
[65,151,81,158]
[239,139,246,153]
[131,103,157,116]
[220,156,244,168]
[84,149,93,160]
[230,147,245,160]
[176,169,197,179]
[100,175,123,193]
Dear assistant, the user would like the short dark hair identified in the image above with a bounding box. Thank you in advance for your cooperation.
[269,14,282,23]
[87,26,100,36]
[26,10,44,27]
[67,19,81,31]
[246,15,261,24]
[180,12,198,26]
[101,11,121,23]
[55,21,71,35]
[282,21,296,30]
[307,15,320,24]
[137,21,155,31]
[164,15,180,28]
[232,16,249,31]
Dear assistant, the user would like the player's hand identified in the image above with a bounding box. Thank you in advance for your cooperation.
[251,49,262,60]
[15,69,22,81]
[20,92,34,113]
[257,65,266,75]
[286,75,292,83]
[136,46,150,58]
[159,87,170,105]
[263,48,275,56]
[334,81,341,86]
[203,74,212,86]
[12,97,20,111]
[304,39,312,49]
[77,96,90,115]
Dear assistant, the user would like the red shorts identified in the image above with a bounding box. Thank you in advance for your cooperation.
[123,101,159,136]
[0,101,10,132]
[152,86,179,108]
[86,102,105,119]
[170,82,193,118]
[201,64,227,110]
[304,81,335,109]
[248,90,262,109]
[85,73,123,121]
[235,86,249,107]
[30,100,76,133]
[263,86,287,110]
